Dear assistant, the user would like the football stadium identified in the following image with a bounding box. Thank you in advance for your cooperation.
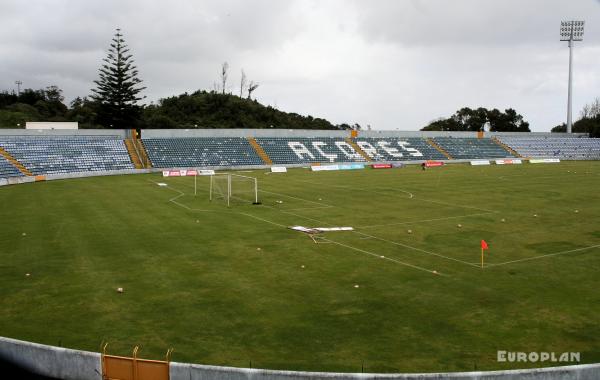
[1,128,599,379]
[2,1,600,378]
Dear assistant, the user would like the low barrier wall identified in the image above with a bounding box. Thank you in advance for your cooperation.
[170,362,600,380]
[0,337,101,380]
[1,337,600,380]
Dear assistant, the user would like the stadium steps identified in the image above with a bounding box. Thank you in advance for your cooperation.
[426,138,453,160]
[345,138,372,161]
[0,146,33,176]
[492,137,522,158]
[134,139,152,168]
[124,139,143,169]
[247,137,273,165]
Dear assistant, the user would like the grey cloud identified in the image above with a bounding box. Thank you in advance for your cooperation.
[352,0,600,47]
[1,0,598,131]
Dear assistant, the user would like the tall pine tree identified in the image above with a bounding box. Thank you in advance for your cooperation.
[91,28,145,128]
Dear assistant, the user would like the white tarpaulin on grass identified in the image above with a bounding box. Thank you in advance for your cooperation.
[290,226,354,234]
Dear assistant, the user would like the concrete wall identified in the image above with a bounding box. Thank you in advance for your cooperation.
[170,361,600,380]
[0,337,101,380]
[1,337,600,380]
[0,128,588,139]
[0,129,128,138]
[141,129,588,139]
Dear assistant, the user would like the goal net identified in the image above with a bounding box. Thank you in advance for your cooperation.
[209,174,259,206]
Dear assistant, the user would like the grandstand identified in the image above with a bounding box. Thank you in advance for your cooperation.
[142,137,264,168]
[255,137,366,164]
[0,136,133,175]
[432,137,516,159]
[0,155,22,178]
[0,130,597,179]
[354,137,446,161]
[497,135,600,160]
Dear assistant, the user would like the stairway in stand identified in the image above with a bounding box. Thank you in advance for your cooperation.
[492,137,522,158]
[426,138,453,160]
[344,138,372,161]
[0,146,33,176]
[124,139,143,169]
[247,137,273,165]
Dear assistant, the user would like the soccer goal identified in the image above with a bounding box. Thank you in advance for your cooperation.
[209,173,260,206]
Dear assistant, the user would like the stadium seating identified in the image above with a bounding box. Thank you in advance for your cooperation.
[255,137,366,164]
[0,155,22,178]
[498,136,600,160]
[432,137,515,160]
[142,138,264,167]
[353,138,446,161]
[0,137,134,175]
[0,133,596,178]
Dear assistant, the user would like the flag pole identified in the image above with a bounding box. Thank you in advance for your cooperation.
[481,247,484,269]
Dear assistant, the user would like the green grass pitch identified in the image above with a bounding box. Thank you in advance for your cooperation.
[1,162,599,373]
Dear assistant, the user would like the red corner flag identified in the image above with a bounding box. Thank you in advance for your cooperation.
[481,240,489,250]
[480,240,488,268]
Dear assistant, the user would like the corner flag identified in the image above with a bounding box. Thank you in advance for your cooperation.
[481,240,489,250]
[481,240,489,268]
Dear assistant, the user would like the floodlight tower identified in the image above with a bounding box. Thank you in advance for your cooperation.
[560,20,584,134]
[15,80,22,96]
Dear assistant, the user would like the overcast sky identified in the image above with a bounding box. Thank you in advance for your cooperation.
[1,0,599,131]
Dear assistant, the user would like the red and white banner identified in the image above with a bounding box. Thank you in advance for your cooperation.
[162,170,181,177]
[495,159,522,165]
[371,163,392,169]
[424,161,444,167]
[162,169,209,177]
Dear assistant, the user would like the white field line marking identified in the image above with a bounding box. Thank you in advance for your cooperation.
[283,205,334,211]
[237,212,288,228]
[150,181,229,213]
[277,205,479,269]
[264,181,496,230]
[293,179,497,213]
[259,189,333,207]
[319,237,447,276]
[155,184,445,277]
[356,212,495,229]
[353,230,481,268]
[486,244,600,268]
[293,180,414,199]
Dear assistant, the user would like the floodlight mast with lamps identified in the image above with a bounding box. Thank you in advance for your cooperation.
[560,20,584,134]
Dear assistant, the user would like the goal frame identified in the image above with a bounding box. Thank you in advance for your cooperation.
[208,173,259,206]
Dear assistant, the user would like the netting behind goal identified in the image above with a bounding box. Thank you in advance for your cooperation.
[209,174,259,206]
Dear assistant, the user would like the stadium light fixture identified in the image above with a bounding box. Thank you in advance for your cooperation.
[15,80,22,96]
[560,20,585,134]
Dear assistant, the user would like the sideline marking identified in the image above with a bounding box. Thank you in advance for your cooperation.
[486,244,600,268]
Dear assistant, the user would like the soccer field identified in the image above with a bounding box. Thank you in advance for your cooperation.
[1,162,599,373]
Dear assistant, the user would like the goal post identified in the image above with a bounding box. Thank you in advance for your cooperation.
[209,173,259,206]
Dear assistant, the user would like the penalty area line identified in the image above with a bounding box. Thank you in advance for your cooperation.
[353,230,481,269]
[319,237,447,276]
[355,211,496,229]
